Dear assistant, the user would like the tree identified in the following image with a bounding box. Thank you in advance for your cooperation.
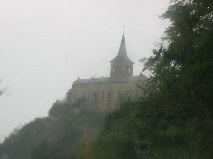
[144,0,213,119]
[141,0,213,157]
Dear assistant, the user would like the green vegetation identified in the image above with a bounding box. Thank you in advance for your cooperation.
[91,0,213,159]
[0,97,107,159]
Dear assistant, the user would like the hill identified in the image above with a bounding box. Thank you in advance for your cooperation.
[0,92,107,159]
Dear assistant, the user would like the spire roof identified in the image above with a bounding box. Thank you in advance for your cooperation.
[110,33,134,64]
[118,33,127,56]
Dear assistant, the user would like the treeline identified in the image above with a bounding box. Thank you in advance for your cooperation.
[0,96,107,159]
[90,0,213,159]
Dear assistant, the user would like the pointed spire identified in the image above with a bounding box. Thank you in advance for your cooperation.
[118,31,127,56]
[110,31,134,64]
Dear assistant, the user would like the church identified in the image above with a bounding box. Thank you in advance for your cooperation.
[70,33,147,111]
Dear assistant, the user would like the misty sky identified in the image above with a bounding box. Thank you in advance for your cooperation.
[0,0,170,141]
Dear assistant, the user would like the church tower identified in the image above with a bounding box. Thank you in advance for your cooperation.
[110,33,134,79]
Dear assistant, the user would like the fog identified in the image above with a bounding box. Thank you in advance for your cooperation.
[0,0,170,141]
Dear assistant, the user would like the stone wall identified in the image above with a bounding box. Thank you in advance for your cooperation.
[70,75,147,111]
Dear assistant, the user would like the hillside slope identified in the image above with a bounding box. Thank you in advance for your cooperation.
[0,92,107,159]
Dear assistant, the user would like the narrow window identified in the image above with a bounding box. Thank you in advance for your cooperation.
[113,66,115,72]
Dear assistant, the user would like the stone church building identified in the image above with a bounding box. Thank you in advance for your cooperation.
[70,33,147,111]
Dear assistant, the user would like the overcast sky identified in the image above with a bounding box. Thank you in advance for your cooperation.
[0,0,170,141]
